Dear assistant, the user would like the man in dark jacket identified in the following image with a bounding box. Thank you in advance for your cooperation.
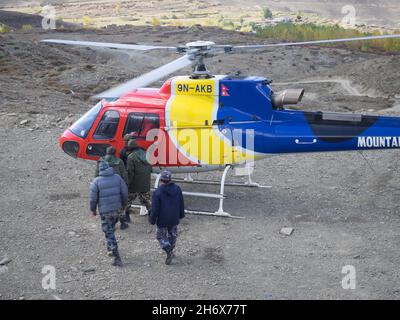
[149,170,185,265]
[124,139,152,224]
[90,161,128,267]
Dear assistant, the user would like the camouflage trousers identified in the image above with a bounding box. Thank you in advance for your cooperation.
[126,192,151,211]
[156,225,178,252]
[120,192,151,221]
[100,210,119,251]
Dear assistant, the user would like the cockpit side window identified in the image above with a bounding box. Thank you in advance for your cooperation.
[69,102,102,138]
[93,110,120,140]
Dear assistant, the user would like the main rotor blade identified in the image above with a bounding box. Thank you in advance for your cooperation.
[41,39,177,51]
[94,54,194,99]
[232,34,400,51]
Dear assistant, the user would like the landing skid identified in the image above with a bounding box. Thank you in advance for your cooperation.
[174,173,272,189]
[185,209,244,219]
[151,164,271,218]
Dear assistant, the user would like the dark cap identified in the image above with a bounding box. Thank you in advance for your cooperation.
[106,146,116,155]
[126,139,138,150]
[160,170,172,182]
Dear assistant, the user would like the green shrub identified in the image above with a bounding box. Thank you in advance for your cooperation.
[151,17,161,26]
[21,24,33,32]
[221,20,235,30]
[262,7,273,19]
[82,16,94,27]
[0,24,11,33]
[256,23,400,53]
[248,21,257,31]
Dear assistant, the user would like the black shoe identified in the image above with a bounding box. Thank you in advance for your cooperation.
[125,213,132,223]
[164,246,173,265]
[120,221,129,230]
[165,252,173,265]
[112,249,123,267]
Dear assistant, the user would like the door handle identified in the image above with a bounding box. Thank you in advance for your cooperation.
[295,138,317,145]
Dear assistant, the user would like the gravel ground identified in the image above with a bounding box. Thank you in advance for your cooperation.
[0,24,400,300]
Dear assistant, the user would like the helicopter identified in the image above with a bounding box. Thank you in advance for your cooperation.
[42,34,400,217]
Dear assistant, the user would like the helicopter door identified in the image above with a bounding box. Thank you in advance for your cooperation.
[86,108,121,157]
[216,124,237,165]
[220,124,253,165]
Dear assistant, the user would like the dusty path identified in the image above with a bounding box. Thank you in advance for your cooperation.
[383,100,400,113]
[275,78,363,96]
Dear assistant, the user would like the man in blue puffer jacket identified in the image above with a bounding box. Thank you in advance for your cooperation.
[90,161,128,266]
[149,170,185,265]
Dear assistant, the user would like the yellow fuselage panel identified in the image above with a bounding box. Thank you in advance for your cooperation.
[170,95,215,127]
[167,77,257,165]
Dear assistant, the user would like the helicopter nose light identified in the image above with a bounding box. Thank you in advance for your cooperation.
[62,141,79,158]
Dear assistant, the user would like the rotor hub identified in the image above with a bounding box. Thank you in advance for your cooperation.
[182,41,216,79]
[190,60,213,79]
[185,41,216,52]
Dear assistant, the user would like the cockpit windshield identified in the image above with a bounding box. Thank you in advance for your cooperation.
[69,102,102,138]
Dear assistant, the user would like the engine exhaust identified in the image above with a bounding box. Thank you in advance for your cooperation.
[272,89,305,108]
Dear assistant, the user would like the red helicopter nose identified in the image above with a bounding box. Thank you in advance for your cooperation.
[59,129,82,158]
